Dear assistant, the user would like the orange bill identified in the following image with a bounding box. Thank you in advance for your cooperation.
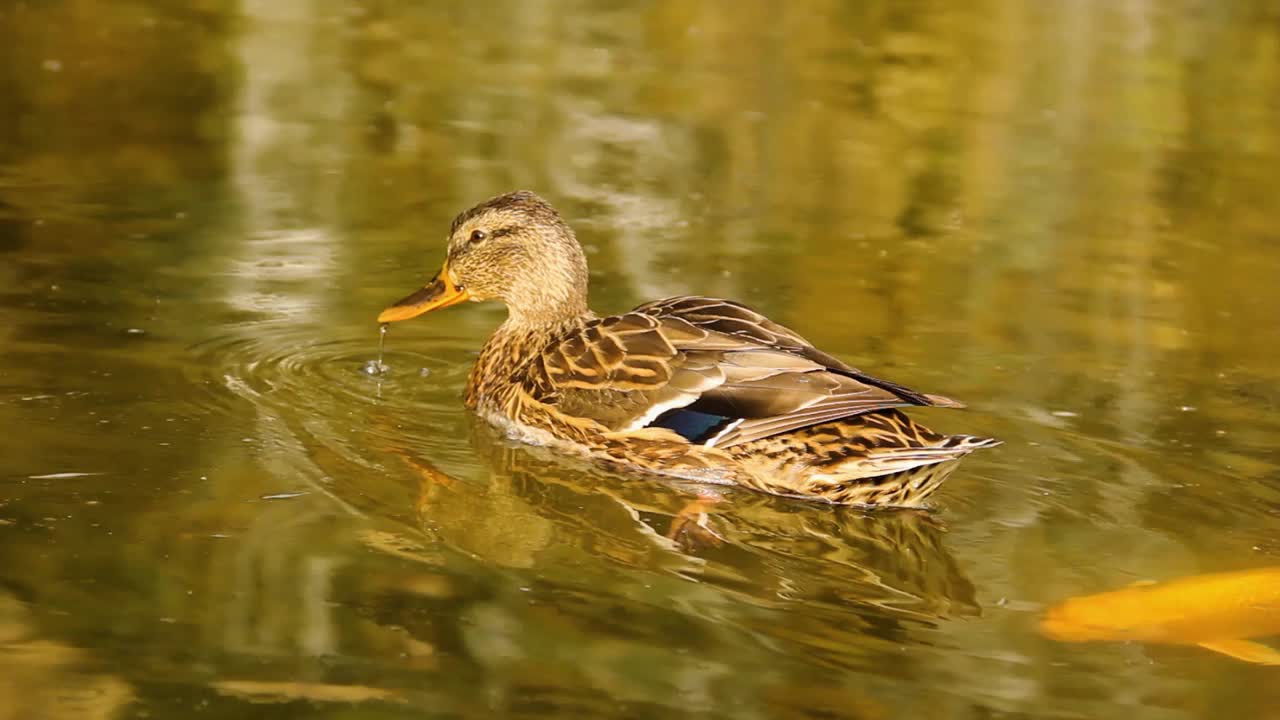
[377,263,470,323]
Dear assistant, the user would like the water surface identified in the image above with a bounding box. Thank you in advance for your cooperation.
[2,1,1280,718]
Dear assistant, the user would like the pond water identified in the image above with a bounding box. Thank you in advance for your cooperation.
[2,1,1280,718]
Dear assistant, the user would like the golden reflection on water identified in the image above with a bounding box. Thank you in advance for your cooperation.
[2,1,1280,718]
[0,593,135,720]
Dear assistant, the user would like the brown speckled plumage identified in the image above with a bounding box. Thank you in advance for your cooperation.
[379,191,999,507]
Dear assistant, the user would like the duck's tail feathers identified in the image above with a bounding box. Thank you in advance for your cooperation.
[923,393,967,409]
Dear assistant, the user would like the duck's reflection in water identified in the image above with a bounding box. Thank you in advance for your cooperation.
[367,422,981,667]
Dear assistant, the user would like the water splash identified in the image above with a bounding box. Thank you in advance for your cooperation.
[363,323,391,398]
[362,323,392,390]
[362,324,391,378]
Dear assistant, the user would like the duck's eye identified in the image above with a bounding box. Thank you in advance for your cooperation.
[468,229,487,244]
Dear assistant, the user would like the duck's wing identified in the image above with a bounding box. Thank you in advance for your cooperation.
[535,296,962,448]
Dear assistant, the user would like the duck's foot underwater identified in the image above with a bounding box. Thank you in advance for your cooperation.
[665,491,727,551]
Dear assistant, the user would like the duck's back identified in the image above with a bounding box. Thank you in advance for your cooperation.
[529,296,960,441]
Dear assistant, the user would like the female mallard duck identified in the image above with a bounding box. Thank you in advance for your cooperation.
[379,191,998,507]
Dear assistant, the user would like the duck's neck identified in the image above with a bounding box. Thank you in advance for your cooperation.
[464,311,593,411]
[501,266,591,327]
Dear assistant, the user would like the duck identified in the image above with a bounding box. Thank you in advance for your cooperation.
[378,191,998,506]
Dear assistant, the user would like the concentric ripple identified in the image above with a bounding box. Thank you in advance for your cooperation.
[181,321,478,464]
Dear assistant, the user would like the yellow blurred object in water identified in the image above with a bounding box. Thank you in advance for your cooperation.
[1040,567,1280,664]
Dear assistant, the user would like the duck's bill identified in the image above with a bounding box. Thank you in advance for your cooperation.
[378,269,470,323]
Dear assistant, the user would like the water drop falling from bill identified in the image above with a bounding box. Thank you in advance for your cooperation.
[363,324,391,397]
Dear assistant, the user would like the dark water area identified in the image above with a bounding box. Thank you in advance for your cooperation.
[2,1,1280,718]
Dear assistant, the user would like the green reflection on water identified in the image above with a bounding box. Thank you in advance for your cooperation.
[2,1,1279,718]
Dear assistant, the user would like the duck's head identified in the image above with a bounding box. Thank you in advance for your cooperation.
[378,191,589,326]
